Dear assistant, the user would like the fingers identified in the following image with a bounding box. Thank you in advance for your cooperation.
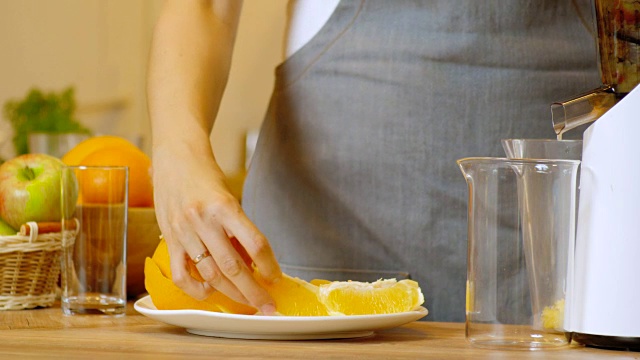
[169,227,250,305]
[223,210,282,283]
[164,235,214,301]
[185,203,277,314]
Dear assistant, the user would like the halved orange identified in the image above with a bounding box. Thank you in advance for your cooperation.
[144,239,256,314]
[144,258,223,312]
[145,240,426,317]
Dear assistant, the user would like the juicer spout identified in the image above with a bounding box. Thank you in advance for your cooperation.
[551,85,617,137]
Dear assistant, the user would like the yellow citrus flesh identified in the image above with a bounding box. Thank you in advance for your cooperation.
[254,270,329,316]
[318,279,424,315]
[145,240,425,317]
[310,279,331,286]
[541,298,565,331]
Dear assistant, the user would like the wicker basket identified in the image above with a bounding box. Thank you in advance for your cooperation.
[0,222,71,310]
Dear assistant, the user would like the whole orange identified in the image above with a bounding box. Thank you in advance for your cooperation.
[75,166,128,204]
[62,135,140,166]
[81,146,154,207]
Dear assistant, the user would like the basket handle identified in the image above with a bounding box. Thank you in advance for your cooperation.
[26,222,39,243]
[73,218,80,237]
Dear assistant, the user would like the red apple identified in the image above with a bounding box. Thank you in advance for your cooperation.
[0,154,73,230]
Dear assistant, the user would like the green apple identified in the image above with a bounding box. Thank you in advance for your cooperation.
[0,218,16,235]
[0,153,75,230]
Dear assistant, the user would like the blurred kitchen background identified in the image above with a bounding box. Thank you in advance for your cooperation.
[0,0,288,187]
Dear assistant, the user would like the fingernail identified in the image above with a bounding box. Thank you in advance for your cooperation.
[260,303,277,315]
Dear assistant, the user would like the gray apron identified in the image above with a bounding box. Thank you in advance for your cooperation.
[243,0,600,322]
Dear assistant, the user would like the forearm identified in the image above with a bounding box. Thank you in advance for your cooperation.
[144,1,282,310]
[147,0,243,159]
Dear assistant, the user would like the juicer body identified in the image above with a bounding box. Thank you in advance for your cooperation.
[564,85,640,349]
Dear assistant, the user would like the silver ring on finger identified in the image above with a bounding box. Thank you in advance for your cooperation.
[192,250,212,265]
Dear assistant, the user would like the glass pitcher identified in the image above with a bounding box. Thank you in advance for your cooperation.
[551,0,640,137]
[458,157,580,350]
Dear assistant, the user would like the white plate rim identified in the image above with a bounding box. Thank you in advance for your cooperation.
[134,295,428,340]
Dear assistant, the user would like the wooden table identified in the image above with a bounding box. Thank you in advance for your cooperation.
[0,303,637,359]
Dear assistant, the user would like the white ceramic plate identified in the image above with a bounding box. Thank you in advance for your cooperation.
[134,295,428,340]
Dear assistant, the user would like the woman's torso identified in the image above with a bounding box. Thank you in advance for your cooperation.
[243,0,600,322]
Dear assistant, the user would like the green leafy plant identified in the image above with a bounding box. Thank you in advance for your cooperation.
[3,87,92,155]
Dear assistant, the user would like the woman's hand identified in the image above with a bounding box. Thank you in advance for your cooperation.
[152,144,281,314]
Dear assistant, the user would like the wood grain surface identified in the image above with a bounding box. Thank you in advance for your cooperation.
[0,303,637,359]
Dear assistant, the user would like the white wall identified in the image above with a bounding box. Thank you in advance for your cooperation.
[0,0,154,153]
[0,0,287,176]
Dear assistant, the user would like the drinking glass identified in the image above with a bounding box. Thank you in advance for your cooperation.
[61,166,128,316]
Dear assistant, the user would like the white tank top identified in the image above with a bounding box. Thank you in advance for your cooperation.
[285,0,339,58]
